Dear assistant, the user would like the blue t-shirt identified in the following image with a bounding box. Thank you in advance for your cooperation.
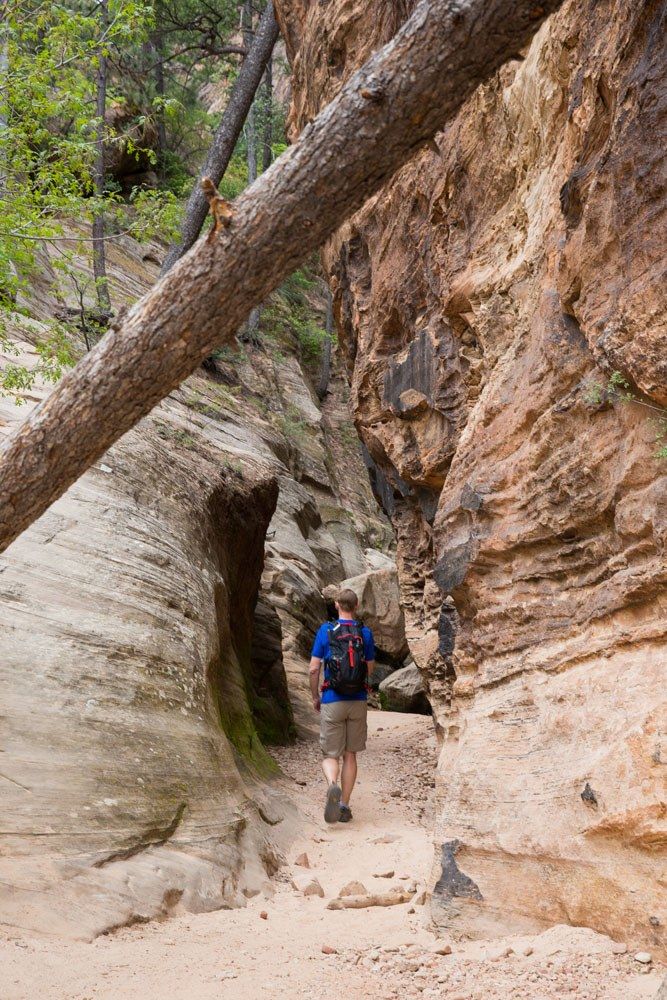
[311,619,375,703]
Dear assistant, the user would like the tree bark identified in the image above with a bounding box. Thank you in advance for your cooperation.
[152,8,167,181]
[0,15,17,303]
[262,58,273,173]
[160,0,279,275]
[242,1,260,341]
[0,0,565,553]
[316,287,333,401]
[92,0,111,317]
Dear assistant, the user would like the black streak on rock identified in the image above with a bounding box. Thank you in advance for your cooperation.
[433,540,474,594]
[438,601,459,657]
[581,782,598,807]
[460,483,483,512]
[433,840,483,902]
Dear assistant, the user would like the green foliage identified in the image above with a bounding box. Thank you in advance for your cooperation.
[339,421,360,448]
[154,421,197,448]
[0,325,75,404]
[0,1,154,304]
[130,187,183,242]
[260,265,333,366]
[585,370,667,461]
[276,405,309,443]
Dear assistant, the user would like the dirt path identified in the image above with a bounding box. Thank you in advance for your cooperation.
[1,711,664,999]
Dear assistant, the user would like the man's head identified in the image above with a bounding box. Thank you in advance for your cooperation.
[335,588,359,616]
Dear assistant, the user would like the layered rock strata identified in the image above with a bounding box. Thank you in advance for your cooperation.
[0,236,389,937]
[277,0,667,954]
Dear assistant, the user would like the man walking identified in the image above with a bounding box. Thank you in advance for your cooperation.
[309,588,375,823]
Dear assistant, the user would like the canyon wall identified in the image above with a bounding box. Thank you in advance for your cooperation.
[277,0,667,953]
[0,239,388,938]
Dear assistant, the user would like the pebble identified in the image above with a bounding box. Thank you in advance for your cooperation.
[259,911,268,920]
[430,943,452,955]
[374,870,395,878]
[339,880,367,897]
[634,952,652,964]
[611,942,627,955]
[321,945,337,955]
[294,852,310,868]
[291,875,325,897]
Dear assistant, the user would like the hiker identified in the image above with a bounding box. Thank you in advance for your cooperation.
[309,588,376,824]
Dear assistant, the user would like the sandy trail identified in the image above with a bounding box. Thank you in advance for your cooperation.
[1,711,664,999]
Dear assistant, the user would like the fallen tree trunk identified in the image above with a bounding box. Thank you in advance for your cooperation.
[327,890,415,910]
[0,0,564,553]
[159,0,279,274]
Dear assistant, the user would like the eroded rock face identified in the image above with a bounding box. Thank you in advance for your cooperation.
[278,0,667,954]
[0,341,289,939]
[0,236,389,937]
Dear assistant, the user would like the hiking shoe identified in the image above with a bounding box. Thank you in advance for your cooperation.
[338,805,353,823]
[324,782,342,823]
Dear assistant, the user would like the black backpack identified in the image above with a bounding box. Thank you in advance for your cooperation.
[324,621,368,696]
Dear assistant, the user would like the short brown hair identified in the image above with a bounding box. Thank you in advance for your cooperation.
[337,588,359,613]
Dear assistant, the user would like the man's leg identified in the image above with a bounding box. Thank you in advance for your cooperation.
[320,702,345,823]
[321,756,339,786]
[341,751,357,805]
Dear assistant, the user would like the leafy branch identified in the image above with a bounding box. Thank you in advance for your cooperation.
[585,370,667,460]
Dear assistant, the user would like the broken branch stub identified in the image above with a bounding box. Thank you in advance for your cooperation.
[0,0,565,553]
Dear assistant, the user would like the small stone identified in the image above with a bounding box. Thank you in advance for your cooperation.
[488,945,512,961]
[611,942,627,955]
[339,880,368,897]
[374,870,395,878]
[408,906,416,914]
[430,943,452,955]
[291,875,325,897]
[634,952,652,964]
[321,945,337,955]
[520,945,534,957]
[370,950,380,961]
[259,910,268,920]
[294,852,310,868]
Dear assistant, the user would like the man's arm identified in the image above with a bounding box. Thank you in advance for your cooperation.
[364,626,376,682]
[309,656,322,712]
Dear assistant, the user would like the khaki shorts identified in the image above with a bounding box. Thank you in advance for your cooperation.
[320,699,368,758]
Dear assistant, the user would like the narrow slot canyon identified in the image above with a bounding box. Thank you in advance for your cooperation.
[0,0,665,996]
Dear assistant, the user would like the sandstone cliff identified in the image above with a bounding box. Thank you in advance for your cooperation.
[277,0,666,954]
[0,236,388,938]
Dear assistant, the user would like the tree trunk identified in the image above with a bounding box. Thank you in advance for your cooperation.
[262,58,273,173]
[160,0,279,275]
[152,8,167,181]
[92,0,111,318]
[243,1,261,342]
[316,287,333,401]
[0,15,17,303]
[0,0,565,553]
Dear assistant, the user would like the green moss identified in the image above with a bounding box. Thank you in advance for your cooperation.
[217,699,279,777]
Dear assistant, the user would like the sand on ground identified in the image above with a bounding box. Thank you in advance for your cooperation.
[1,711,664,999]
